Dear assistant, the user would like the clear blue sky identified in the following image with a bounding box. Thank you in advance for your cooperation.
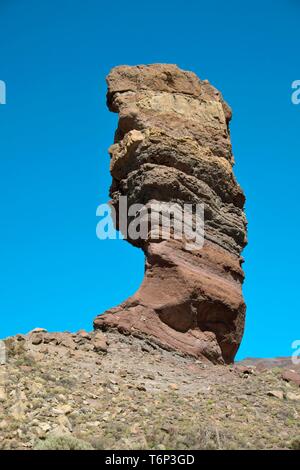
[0,0,299,359]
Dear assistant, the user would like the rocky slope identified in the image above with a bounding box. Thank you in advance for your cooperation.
[0,330,299,450]
[94,64,247,364]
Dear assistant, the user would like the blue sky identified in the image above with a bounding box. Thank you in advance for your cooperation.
[0,0,299,359]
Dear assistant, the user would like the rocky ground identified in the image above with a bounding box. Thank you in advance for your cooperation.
[0,329,299,450]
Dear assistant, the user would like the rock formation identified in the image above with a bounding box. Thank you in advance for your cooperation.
[94,64,247,364]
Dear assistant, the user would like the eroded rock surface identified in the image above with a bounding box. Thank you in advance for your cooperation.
[94,64,247,364]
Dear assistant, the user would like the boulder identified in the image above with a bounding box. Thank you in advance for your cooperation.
[282,370,300,387]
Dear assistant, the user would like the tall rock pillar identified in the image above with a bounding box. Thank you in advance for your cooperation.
[94,64,247,364]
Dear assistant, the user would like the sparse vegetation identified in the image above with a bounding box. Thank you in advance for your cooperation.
[0,330,299,450]
[35,435,94,450]
[290,437,300,450]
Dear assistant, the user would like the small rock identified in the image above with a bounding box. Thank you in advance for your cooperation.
[169,383,179,391]
[43,334,59,345]
[267,390,284,399]
[102,411,110,422]
[30,382,44,394]
[234,365,254,375]
[60,336,76,350]
[282,370,300,387]
[0,419,8,430]
[144,373,155,380]
[39,422,51,432]
[130,422,141,435]
[109,378,118,385]
[0,388,7,402]
[53,404,73,415]
[136,384,147,392]
[157,444,166,450]
[57,415,72,432]
[50,423,72,436]
[16,334,26,342]
[77,330,91,340]
[107,383,119,393]
[119,369,127,378]
[10,402,26,420]
[89,421,101,427]
[93,332,108,353]
[31,334,43,345]
[286,392,300,401]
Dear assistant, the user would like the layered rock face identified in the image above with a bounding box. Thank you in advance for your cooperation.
[94,64,247,364]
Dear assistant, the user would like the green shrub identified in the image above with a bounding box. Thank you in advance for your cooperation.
[290,437,300,450]
[34,434,94,450]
